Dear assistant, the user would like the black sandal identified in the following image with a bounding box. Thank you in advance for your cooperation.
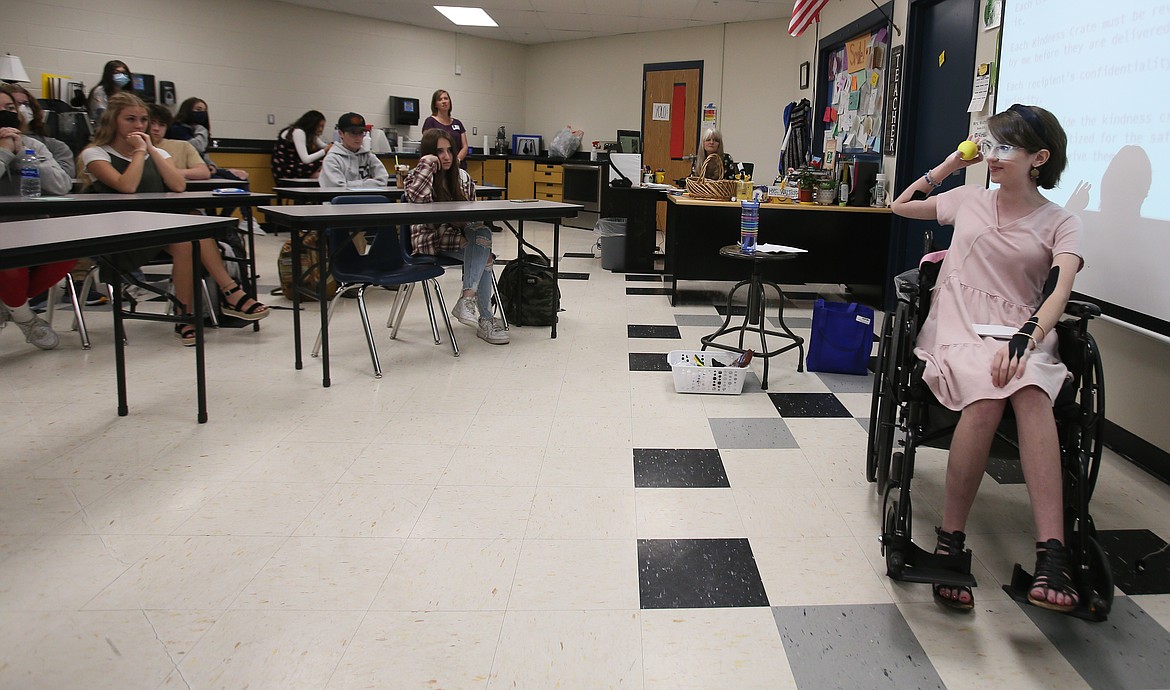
[174,321,197,347]
[1028,538,1080,613]
[221,282,269,321]
[932,528,974,612]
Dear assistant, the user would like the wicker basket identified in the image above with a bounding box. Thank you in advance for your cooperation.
[685,154,736,201]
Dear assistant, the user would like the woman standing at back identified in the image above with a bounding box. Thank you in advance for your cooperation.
[87,59,133,122]
[422,90,469,166]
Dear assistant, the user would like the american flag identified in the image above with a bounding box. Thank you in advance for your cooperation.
[789,0,831,37]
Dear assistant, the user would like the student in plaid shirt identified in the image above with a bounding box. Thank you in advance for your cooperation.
[403,128,508,345]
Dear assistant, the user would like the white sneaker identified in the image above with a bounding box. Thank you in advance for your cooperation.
[15,315,60,350]
[451,296,479,328]
[477,317,510,345]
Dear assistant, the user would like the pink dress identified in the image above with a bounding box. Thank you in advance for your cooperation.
[914,186,1082,411]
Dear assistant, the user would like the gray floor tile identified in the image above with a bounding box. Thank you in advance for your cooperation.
[709,418,798,449]
[773,604,944,689]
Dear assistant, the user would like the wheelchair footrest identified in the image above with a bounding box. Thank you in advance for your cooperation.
[1002,564,1110,622]
[884,539,977,587]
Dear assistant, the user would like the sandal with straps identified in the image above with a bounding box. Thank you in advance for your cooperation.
[221,282,269,321]
[932,527,974,612]
[1028,538,1080,613]
[174,321,197,347]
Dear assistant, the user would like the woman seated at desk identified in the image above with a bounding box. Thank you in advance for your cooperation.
[79,93,269,345]
[402,128,508,345]
[694,127,738,179]
[0,88,74,350]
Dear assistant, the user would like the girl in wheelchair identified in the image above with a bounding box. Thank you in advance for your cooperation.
[889,105,1082,613]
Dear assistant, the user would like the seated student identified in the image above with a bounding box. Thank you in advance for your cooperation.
[694,127,738,179]
[0,89,75,350]
[147,104,209,180]
[87,59,133,122]
[0,83,75,177]
[890,104,1081,613]
[79,93,268,345]
[319,112,389,188]
[167,97,248,181]
[402,128,508,345]
[272,110,331,180]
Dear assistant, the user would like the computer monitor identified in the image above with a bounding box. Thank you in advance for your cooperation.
[617,130,641,154]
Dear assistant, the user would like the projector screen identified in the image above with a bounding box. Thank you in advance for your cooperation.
[997,0,1170,336]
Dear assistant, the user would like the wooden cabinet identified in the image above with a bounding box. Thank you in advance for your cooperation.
[507,159,535,199]
[468,159,507,188]
[534,163,563,202]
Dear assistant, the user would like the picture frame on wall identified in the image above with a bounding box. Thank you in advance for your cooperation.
[512,134,542,156]
[799,61,811,90]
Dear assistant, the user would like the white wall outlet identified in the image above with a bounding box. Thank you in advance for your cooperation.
[472,127,477,135]
[267,114,275,125]
[455,63,461,75]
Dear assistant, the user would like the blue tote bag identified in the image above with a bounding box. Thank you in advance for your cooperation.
[806,299,875,375]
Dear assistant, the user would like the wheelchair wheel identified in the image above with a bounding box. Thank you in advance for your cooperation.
[882,484,911,577]
[866,311,896,483]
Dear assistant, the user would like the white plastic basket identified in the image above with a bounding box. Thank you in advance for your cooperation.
[668,350,749,395]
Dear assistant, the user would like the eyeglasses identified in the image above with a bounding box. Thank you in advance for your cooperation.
[979,139,1021,159]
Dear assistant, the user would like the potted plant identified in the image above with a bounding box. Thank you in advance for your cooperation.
[797,168,816,203]
[816,179,836,205]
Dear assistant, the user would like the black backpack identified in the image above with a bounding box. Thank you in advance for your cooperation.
[497,242,560,326]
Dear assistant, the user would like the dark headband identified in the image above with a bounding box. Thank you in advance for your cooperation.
[1008,104,1046,139]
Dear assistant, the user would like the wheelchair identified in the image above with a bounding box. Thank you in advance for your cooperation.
[865,255,1114,621]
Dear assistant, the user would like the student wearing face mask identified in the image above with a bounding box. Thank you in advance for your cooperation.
[87,59,133,122]
[0,88,75,350]
[167,97,248,181]
[0,84,75,178]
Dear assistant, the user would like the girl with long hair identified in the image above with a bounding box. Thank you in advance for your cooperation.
[79,93,268,344]
[402,128,507,345]
[272,110,331,180]
[87,59,133,122]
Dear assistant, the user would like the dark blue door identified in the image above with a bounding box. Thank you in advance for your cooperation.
[890,0,979,281]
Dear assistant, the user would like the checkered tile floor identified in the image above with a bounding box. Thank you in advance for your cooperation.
[1,223,1168,688]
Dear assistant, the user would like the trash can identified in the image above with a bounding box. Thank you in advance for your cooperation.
[595,217,628,272]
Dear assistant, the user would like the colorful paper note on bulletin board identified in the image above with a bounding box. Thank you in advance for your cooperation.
[846,36,869,72]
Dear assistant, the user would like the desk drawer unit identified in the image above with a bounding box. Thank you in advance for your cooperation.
[535,182,563,202]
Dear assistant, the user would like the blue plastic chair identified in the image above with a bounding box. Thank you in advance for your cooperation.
[311,195,459,378]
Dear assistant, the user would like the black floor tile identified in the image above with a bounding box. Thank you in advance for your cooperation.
[626,274,663,282]
[1097,529,1170,595]
[627,287,672,296]
[629,353,671,372]
[639,538,769,609]
[563,251,594,258]
[628,325,682,339]
[767,392,851,418]
[559,272,590,280]
[633,449,729,488]
[714,304,749,316]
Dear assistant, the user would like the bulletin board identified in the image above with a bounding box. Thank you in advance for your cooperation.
[813,4,894,163]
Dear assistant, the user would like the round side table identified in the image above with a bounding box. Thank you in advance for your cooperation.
[700,244,806,390]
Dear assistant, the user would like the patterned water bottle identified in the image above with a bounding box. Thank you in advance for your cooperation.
[740,200,759,253]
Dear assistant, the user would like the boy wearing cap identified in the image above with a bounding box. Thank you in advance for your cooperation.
[319,112,389,188]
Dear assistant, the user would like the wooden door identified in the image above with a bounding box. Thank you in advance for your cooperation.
[643,63,702,184]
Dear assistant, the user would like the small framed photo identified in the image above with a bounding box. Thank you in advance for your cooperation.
[512,134,542,156]
[799,61,811,90]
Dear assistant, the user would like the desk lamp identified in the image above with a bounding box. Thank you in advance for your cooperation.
[0,54,31,83]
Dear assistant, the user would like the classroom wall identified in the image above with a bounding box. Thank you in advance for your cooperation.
[0,0,528,143]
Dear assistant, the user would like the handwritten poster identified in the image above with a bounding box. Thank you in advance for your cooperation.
[846,36,869,72]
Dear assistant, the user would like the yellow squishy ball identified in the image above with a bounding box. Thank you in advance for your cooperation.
[957,140,978,160]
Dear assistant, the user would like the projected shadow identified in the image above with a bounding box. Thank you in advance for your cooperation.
[1066,145,1169,321]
